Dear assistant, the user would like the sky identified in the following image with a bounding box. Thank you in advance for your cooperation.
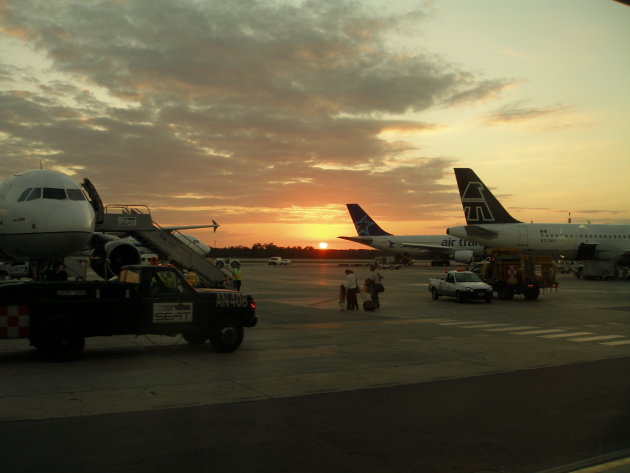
[1,0,629,250]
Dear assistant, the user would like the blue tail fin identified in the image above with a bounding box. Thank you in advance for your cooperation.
[346,204,392,236]
[454,168,521,224]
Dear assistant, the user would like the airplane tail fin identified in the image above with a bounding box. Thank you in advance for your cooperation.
[454,168,521,224]
[346,204,392,236]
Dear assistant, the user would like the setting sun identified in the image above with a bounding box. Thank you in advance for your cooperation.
[319,242,328,249]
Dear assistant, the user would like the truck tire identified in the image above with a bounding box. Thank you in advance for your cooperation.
[523,285,540,300]
[456,291,464,303]
[182,330,208,345]
[431,288,439,300]
[41,320,85,361]
[209,316,244,353]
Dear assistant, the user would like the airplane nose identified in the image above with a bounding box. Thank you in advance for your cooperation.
[47,204,95,234]
[40,203,95,257]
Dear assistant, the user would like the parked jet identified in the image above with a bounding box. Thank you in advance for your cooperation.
[447,168,630,267]
[0,169,220,279]
[0,169,95,262]
[338,203,484,265]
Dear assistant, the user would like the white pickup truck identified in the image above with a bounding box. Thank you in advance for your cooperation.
[428,270,493,303]
[267,257,291,266]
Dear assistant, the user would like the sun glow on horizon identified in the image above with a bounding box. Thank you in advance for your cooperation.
[319,242,328,249]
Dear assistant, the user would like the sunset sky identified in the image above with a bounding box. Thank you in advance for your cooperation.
[1,0,628,250]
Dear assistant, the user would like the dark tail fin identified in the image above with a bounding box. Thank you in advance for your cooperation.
[346,204,391,236]
[454,168,521,224]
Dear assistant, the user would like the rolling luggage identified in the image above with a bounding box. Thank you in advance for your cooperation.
[362,299,376,311]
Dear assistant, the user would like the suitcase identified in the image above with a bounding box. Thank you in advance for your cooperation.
[363,300,376,311]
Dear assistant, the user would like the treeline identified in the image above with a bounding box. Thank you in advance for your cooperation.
[209,242,379,259]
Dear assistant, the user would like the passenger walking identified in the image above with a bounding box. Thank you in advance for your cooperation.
[368,265,384,308]
[344,269,359,310]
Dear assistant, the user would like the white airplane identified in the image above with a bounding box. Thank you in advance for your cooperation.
[0,169,95,262]
[447,168,630,266]
[338,204,485,265]
[0,169,220,279]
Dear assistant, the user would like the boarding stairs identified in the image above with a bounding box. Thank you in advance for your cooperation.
[95,205,232,288]
[63,256,91,280]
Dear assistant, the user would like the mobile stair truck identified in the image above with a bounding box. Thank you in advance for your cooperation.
[474,248,558,300]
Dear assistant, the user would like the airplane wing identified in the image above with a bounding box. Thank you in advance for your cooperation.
[395,242,451,252]
[338,236,374,245]
[162,220,220,233]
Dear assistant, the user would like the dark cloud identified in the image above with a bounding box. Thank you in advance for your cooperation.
[0,0,512,241]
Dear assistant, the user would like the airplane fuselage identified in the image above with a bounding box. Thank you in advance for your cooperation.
[0,170,95,260]
[340,234,484,260]
[447,223,630,261]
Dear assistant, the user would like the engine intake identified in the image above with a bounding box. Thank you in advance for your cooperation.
[91,240,141,279]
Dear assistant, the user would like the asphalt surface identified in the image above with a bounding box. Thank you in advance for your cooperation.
[1,261,629,472]
[1,356,630,473]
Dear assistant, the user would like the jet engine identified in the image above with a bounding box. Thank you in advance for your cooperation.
[453,250,474,264]
[90,236,141,279]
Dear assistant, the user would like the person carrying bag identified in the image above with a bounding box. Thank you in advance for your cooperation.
[368,265,384,308]
[344,269,360,310]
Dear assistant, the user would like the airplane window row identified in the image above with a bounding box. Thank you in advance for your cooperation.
[17,187,86,202]
[551,234,628,239]
[577,235,628,239]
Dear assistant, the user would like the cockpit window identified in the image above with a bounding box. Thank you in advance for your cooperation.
[17,188,32,202]
[66,189,86,201]
[43,188,67,200]
[26,188,42,201]
[17,187,86,202]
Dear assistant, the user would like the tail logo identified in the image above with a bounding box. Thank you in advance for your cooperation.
[354,216,376,236]
[462,182,495,223]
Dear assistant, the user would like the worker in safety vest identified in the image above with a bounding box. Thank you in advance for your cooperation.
[233,264,242,291]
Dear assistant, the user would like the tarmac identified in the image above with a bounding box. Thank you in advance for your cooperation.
[1,260,629,472]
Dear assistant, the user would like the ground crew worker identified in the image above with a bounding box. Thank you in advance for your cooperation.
[233,264,242,291]
[162,268,177,291]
